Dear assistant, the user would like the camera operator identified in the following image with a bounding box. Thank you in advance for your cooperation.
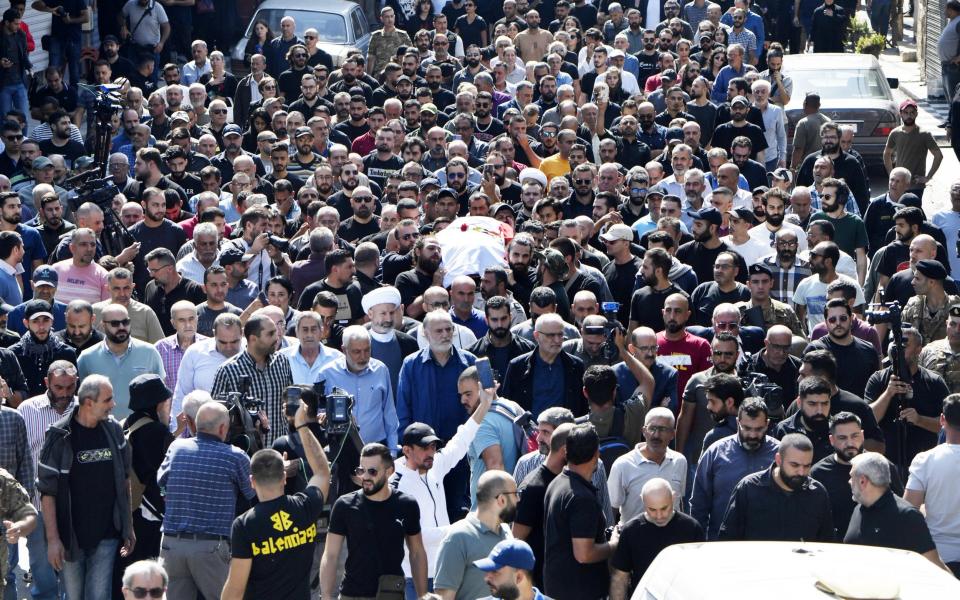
[865,327,949,473]
[563,314,614,368]
[221,394,331,600]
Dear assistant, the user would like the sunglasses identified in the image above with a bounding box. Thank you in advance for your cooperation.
[210,109,228,115]
[574,179,592,185]
[354,467,380,476]
[447,172,466,179]
[4,135,23,141]
[827,315,849,324]
[128,588,165,599]
[103,319,131,327]
[353,196,374,203]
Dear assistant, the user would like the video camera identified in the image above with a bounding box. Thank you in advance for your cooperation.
[599,301,625,363]
[865,297,910,383]
[215,374,266,455]
[285,381,355,436]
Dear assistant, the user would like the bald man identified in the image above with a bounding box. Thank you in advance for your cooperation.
[881,234,959,307]
[434,471,516,600]
[609,478,704,599]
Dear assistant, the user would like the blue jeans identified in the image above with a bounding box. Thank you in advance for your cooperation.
[60,538,119,600]
[0,82,29,118]
[28,512,63,600]
[48,36,82,87]
[404,577,433,600]
[4,544,16,600]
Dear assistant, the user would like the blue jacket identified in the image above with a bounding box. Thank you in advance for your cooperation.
[614,360,678,413]
[711,63,749,104]
[396,346,476,441]
[690,434,779,540]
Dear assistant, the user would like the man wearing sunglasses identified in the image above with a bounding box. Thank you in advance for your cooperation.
[121,560,167,599]
[803,298,879,399]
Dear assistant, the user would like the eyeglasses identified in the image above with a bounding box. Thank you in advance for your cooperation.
[447,172,466,179]
[211,109,228,115]
[147,264,172,275]
[353,196,374,203]
[354,467,380,477]
[263,85,276,90]
[827,315,849,324]
[497,491,519,498]
[127,587,165,599]
[103,319,131,328]
[644,425,673,434]
[541,131,557,137]
[4,135,23,141]
[574,178,592,185]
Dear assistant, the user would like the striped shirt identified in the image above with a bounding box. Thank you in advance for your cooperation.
[210,350,293,445]
[155,334,208,394]
[17,394,75,505]
[158,432,255,537]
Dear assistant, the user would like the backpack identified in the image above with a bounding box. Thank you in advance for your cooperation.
[490,400,535,455]
[577,407,630,476]
[124,417,153,513]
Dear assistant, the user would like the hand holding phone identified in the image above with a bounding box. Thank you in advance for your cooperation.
[475,358,496,390]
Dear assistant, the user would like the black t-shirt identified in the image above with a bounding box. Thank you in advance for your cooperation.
[811,453,903,540]
[362,153,404,190]
[634,51,662,86]
[803,337,880,399]
[709,122,768,158]
[297,279,363,324]
[338,216,381,243]
[454,15,488,48]
[610,512,704,588]
[676,241,749,288]
[128,219,189,291]
[515,463,558,587]
[689,282,751,326]
[571,4,599,28]
[381,252,413,286]
[334,121,370,142]
[603,257,643,325]
[630,284,688,331]
[543,470,608,600]
[70,419,118,550]
[196,302,242,337]
[142,277,208,336]
[328,490,421,598]
[39,139,86,163]
[877,240,910,278]
[231,486,325,600]
[395,269,434,310]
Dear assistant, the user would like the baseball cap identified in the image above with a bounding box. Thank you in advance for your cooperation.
[770,167,793,184]
[731,96,750,108]
[170,111,190,123]
[222,124,243,137]
[474,540,536,572]
[24,299,53,321]
[33,265,58,287]
[600,223,634,243]
[402,423,443,447]
[647,184,667,197]
[691,206,722,226]
[541,248,569,278]
[491,203,516,217]
[437,187,458,201]
[294,126,313,138]
[218,246,251,266]
[609,49,625,59]
[420,177,441,191]
[727,207,757,225]
[421,103,438,115]
[899,98,918,111]
[32,156,53,170]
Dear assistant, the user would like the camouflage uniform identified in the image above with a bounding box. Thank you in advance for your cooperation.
[734,299,805,337]
[902,295,960,343]
[918,339,960,394]
[367,28,413,72]
[0,467,37,593]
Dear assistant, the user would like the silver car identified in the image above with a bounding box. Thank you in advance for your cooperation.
[783,53,901,161]
[231,0,371,68]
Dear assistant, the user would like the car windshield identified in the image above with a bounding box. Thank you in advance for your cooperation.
[789,68,888,101]
[246,9,348,43]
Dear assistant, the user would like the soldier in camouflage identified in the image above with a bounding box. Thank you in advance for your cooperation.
[735,264,805,337]
[0,467,37,596]
[367,7,413,76]
[902,260,960,344]
[918,305,960,394]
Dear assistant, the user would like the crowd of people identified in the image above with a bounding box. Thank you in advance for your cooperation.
[0,0,959,598]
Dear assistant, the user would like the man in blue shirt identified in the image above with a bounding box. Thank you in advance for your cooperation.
[397,310,477,520]
[711,44,751,104]
[690,398,780,539]
[319,325,398,449]
[0,229,23,306]
[0,190,46,299]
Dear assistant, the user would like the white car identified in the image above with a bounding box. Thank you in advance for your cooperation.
[633,541,960,599]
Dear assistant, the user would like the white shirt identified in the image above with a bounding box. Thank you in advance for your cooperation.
[798,248,858,280]
[280,342,343,385]
[792,274,866,331]
[906,443,960,562]
[173,337,243,420]
[721,235,773,267]
[607,445,687,525]
[415,322,477,350]
[176,253,217,286]
[747,221,808,253]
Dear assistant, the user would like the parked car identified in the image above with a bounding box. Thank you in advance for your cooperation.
[633,541,960,599]
[783,53,901,161]
[231,0,371,69]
